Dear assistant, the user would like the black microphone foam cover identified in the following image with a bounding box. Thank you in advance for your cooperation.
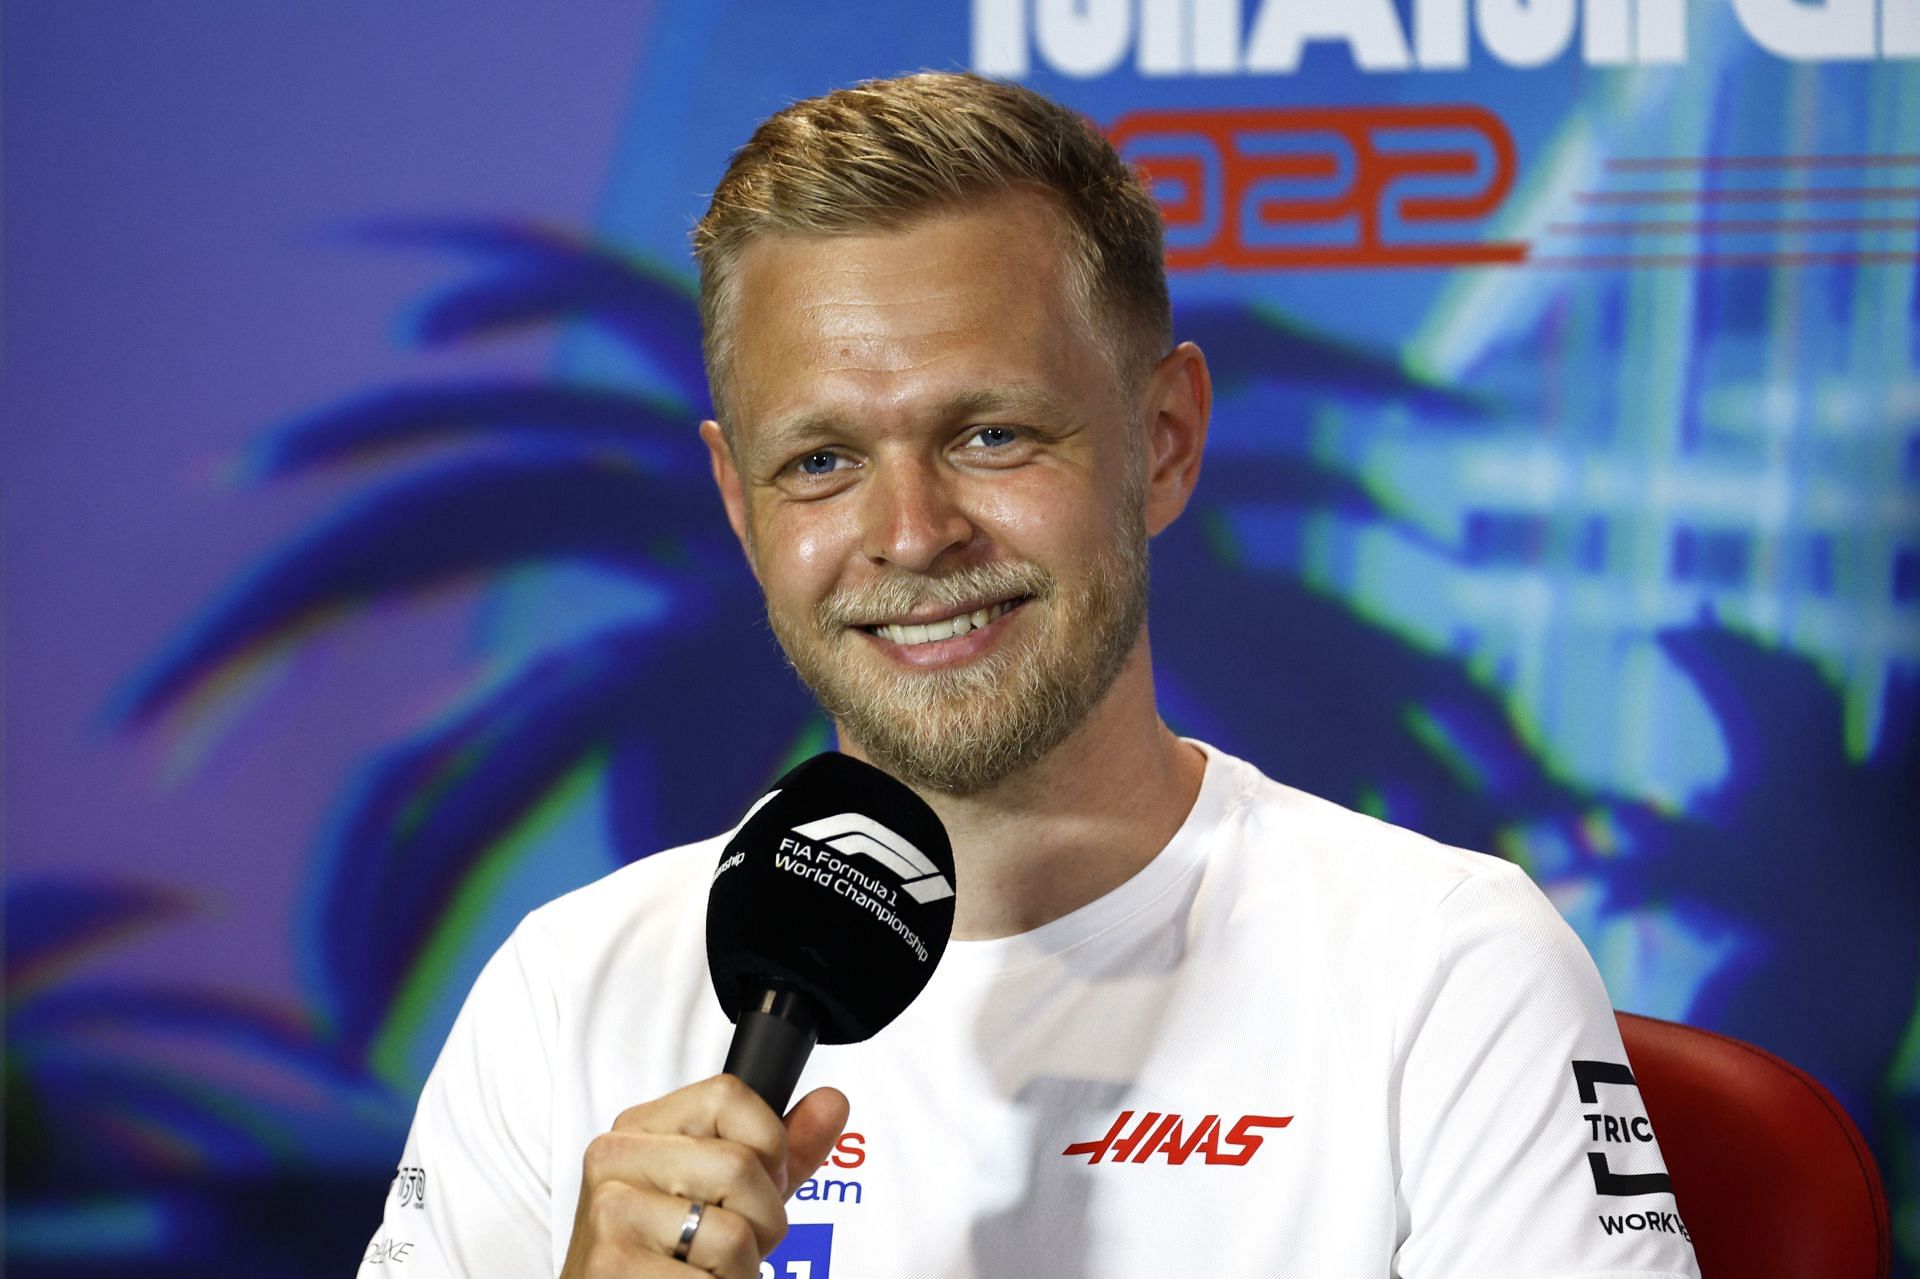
[707,752,957,1045]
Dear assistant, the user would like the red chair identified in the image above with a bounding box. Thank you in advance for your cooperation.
[1617,1012,1892,1279]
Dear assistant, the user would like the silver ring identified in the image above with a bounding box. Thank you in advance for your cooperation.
[672,1200,705,1262]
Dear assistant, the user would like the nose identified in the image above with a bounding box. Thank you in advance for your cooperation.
[860,456,976,573]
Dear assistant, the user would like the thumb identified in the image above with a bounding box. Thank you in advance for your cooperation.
[781,1086,850,1198]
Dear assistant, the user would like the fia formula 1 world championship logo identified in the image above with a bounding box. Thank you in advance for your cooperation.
[790,814,956,905]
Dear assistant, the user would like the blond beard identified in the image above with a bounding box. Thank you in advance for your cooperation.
[765,511,1150,795]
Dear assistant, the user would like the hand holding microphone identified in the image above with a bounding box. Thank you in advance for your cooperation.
[559,1074,847,1279]
[559,754,955,1278]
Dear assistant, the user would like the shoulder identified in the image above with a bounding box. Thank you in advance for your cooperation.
[1187,741,1590,1037]
[1197,741,1543,925]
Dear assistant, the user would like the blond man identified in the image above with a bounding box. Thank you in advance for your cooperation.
[361,73,1698,1279]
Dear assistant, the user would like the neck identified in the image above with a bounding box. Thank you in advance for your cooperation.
[840,639,1207,940]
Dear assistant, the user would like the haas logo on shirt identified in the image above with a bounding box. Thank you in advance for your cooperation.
[1062,1110,1293,1166]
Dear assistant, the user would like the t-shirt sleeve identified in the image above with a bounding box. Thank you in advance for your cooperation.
[1389,860,1700,1279]
[357,923,558,1279]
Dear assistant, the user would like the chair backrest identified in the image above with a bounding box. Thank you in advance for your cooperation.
[1616,1011,1891,1279]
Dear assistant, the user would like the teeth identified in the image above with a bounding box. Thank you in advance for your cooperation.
[878,600,1015,646]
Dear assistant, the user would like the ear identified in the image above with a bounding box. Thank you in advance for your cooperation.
[700,419,754,561]
[1140,341,1211,537]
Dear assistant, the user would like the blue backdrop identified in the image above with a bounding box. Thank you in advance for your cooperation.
[6,3,1917,1275]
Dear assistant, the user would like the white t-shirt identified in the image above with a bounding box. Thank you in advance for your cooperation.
[360,743,1699,1278]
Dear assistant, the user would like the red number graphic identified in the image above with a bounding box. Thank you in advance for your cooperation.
[1109,105,1529,270]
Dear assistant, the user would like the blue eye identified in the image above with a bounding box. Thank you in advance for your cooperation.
[797,451,841,475]
[971,427,1017,448]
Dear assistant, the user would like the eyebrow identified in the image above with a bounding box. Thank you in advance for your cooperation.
[750,385,1080,458]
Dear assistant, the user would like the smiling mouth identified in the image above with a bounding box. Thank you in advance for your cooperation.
[861,598,1027,647]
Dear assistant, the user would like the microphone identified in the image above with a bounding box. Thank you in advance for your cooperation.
[707,752,957,1112]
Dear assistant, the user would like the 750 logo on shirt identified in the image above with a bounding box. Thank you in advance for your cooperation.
[1062,1111,1293,1166]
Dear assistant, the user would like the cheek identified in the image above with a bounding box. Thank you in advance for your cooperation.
[965,471,1111,563]
[752,508,856,604]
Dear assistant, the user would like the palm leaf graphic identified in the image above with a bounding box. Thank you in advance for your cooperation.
[16,993,397,1173]
[1625,628,1920,1104]
[6,878,189,999]
[112,456,731,728]
[113,228,809,1076]
[7,881,406,1184]
[352,219,708,406]
[1150,513,1586,847]
[245,381,690,479]
[1189,452,1469,554]
[302,616,811,1054]
[1175,300,1494,416]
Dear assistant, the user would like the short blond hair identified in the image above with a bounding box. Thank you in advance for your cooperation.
[694,72,1170,418]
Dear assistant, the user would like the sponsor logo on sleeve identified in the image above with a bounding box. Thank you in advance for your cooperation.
[365,1234,415,1265]
[389,1165,427,1209]
[1572,1059,1690,1241]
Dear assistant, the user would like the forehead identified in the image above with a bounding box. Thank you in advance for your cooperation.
[722,193,1114,444]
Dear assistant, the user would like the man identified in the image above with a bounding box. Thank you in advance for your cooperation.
[360,73,1699,1278]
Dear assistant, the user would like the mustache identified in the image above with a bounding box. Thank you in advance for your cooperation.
[815,561,1053,630]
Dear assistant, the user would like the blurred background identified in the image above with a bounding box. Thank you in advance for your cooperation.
[5,2,1917,1274]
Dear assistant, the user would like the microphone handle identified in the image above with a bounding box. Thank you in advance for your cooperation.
[722,988,823,1113]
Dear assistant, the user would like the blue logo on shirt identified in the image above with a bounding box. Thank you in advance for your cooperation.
[763,1222,833,1277]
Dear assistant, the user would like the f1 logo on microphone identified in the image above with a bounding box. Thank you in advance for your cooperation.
[791,814,955,904]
